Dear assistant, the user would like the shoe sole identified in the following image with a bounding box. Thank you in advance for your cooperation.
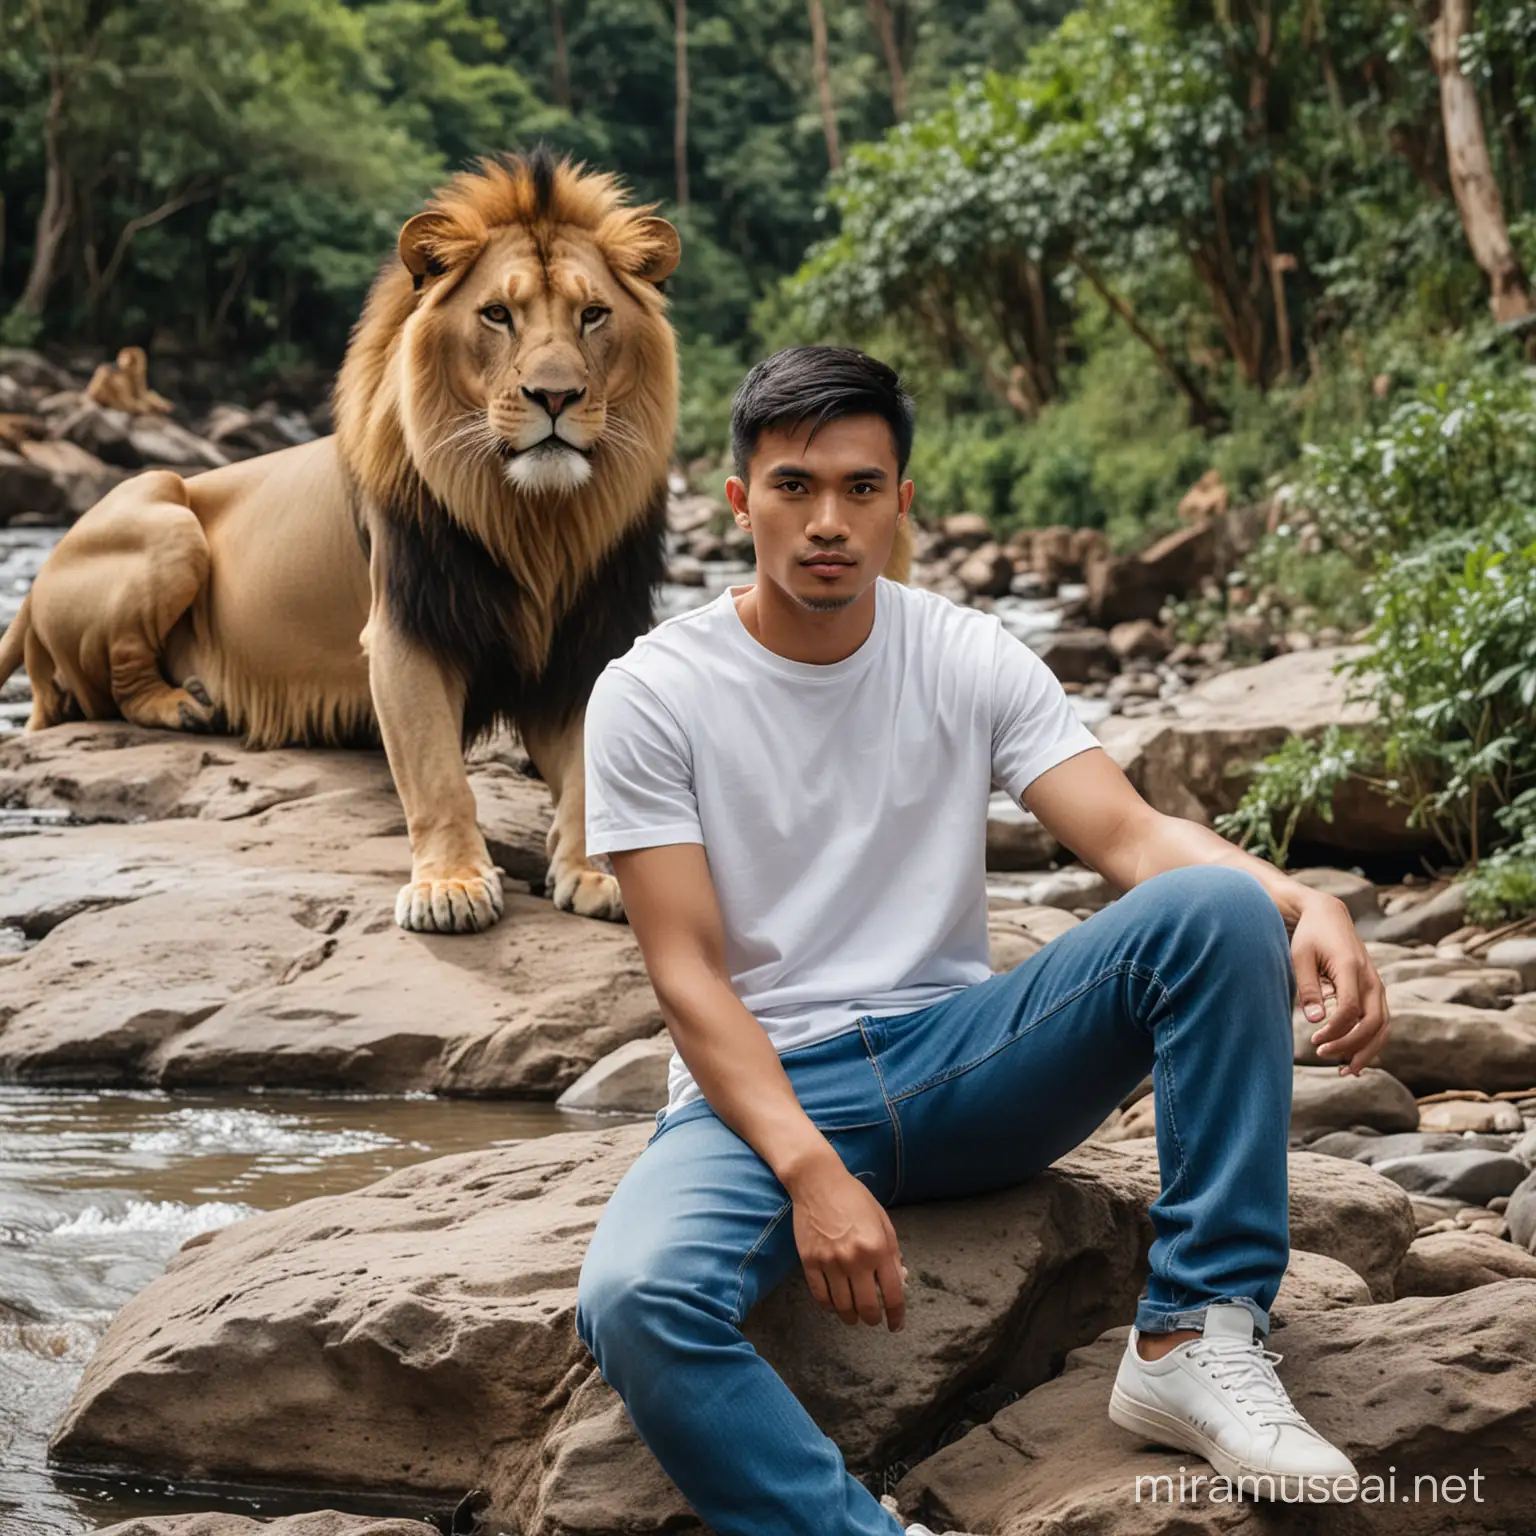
[1108,1384,1353,1501]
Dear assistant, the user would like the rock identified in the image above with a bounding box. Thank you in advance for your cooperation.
[1375,955,1471,984]
[0,346,76,392]
[1028,525,1077,586]
[1389,971,1525,1009]
[124,416,230,471]
[199,401,317,459]
[941,512,991,549]
[0,445,67,523]
[889,1281,1536,1536]
[1289,866,1381,923]
[985,868,1114,912]
[1033,628,1114,685]
[16,436,130,515]
[0,724,663,1095]
[1271,1248,1372,1321]
[556,1033,672,1114]
[1394,1229,1536,1296]
[1106,620,1169,662]
[1369,1150,1531,1204]
[1416,1097,1525,1134]
[1095,648,1425,856]
[1289,1065,1419,1134]
[47,398,142,468]
[955,542,1015,598]
[985,792,1061,872]
[1299,999,1536,1094]
[49,1131,1163,1529]
[1358,881,1469,945]
[1107,1141,1415,1301]
[1084,520,1219,627]
[987,905,1081,973]
[1509,1168,1536,1252]
[94,1517,436,1536]
[1486,938,1536,992]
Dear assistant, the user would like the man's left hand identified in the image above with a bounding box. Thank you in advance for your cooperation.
[1290,892,1391,1076]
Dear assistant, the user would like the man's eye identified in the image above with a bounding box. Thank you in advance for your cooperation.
[481,303,512,326]
[851,482,876,494]
[777,479,805,493]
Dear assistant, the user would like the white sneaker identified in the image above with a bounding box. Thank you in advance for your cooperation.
[1108,1302,1358,1499]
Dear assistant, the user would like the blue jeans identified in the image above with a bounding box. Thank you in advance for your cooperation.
[574,865,1296,1536]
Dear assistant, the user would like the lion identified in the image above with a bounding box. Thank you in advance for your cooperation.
[84,345,175,415]
[0,148,914,934]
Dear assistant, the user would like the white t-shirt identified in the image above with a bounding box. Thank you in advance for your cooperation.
[583,575,1101,1121]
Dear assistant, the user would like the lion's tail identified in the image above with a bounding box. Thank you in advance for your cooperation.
[0,593,31,690]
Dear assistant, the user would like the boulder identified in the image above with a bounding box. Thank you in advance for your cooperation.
[125,416,230,471]
[1288,866,1381,923]
[889,1281,1536,1536]
[1271,1247,1372,1321]
[0,724,662,1095]
[1033,629,1114,685]
[1094,648,1425,856]
[556,1033,672,1114]
[1289,1065,1419,1135]
[1106,619,1169,663]
[1106,1141,1415,1302]
[984,792,1060,872]
[1509,1168,1536,1252]
[1369,1151,1531,1205]
[1389,972,1525,1010]
[1485,937,1536,992]
[1084,520,1219,627]
[1394,1229,1536,1297]
[95,1518,436,1536]
[0,444,67,523]
[49,1131,1164,1531]
[1358,882,1469,945]
[16,436,129,515]
[1416,1097,1524,1134]
[1296,999,1536,1094]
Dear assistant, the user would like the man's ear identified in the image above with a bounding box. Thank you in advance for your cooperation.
[724,474,750,520]
[397,211,456,280]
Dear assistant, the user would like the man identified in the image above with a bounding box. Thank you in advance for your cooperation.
[575,345,1390,1535]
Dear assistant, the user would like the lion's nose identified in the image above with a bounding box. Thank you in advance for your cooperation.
[523,385,584,419]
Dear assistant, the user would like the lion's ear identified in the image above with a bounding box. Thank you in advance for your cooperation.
[398,211,455,280]
[627,216,682,285]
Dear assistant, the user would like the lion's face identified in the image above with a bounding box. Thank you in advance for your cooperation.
[411,228,634,497]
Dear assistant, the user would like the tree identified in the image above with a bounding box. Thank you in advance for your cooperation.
[674,0,689,206]
[866,0,907,119]
[1430,0,1533,329]
[807,0,841,170]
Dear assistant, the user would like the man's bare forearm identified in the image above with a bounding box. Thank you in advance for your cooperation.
[654,962,841,1192]
[1114,811,1330,933]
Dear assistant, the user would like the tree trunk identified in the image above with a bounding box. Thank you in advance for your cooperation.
[1076,256,1226,430]
[866,0,906,120]
[16,78,71,317]
[549,0,571,110]
[1431,0,1533,326]
[808,0,841,171]
[673,0,689,207]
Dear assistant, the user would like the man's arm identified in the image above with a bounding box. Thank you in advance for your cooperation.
[607,839,908,1330]
[1021,746,1391,1076]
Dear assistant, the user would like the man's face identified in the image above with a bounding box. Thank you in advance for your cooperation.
[724,413,914,613]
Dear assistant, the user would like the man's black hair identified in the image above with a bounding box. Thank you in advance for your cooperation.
[729,345,917,481]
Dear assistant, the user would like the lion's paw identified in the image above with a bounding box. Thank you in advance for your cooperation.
[548,862,625,922]
[395,869,505,934]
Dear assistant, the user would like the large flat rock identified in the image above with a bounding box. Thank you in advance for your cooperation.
[890,1279,1536,1534]
[0,724,661,1095]
[50,1126,1420,1534]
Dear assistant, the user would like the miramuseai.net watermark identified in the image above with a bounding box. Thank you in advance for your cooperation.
[1133,1465,1488,1505]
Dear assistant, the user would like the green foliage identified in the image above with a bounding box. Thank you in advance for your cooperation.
[1214,725,1373,869]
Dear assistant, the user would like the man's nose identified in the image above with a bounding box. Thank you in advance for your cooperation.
[523,385,585,418]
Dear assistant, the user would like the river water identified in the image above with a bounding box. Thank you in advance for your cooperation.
[0,523,1095,1533]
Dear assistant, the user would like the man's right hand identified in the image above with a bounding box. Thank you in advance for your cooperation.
[786,1151,907,1331]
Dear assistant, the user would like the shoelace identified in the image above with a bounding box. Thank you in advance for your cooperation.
[1185,1337,1312,1429]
